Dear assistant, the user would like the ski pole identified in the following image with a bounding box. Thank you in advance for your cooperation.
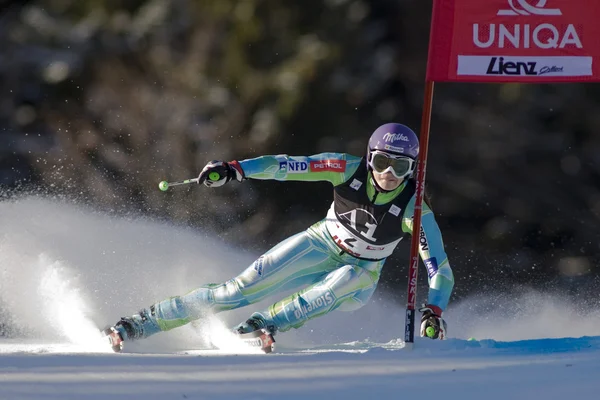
[158,172,221,191]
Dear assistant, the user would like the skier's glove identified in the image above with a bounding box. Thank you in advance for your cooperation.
[419,304,447,340]
[198,160,244,187]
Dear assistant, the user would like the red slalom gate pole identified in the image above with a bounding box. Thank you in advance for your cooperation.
[404,80,435,349]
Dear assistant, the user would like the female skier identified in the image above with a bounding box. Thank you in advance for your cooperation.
[104,122,454,352]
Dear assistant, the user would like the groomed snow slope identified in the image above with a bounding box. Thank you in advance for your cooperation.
[1,197,599,400]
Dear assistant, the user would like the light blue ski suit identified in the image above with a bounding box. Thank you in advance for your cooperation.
[117,153,454,340]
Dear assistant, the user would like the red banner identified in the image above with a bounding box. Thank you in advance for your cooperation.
[427,0,600,82]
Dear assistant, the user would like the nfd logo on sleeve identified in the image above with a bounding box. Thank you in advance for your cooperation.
[287,158,308,173]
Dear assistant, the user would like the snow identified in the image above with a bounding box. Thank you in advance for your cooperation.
[1,338,600,399]
[1,197,600,399]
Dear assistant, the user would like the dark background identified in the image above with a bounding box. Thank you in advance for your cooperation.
[1,0,599,306]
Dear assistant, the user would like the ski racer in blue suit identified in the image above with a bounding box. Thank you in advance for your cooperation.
[104,123,454,351]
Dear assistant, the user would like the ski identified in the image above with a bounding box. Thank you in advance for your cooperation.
[102,327,124,353]
[237,329,276,354]
[101,326,275,354]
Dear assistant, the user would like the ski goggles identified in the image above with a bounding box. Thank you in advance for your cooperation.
[368,150,416,179]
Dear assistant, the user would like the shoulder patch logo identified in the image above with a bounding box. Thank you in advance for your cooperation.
[253,256,265,276]
[389,204,401,216]
[350,179,363,191]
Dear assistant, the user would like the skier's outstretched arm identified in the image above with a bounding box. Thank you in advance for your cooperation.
[199,153,363,187]
[402,196,454,339]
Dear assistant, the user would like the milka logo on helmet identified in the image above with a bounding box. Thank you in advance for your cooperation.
[383,132,410,143]
[498,0,562,16]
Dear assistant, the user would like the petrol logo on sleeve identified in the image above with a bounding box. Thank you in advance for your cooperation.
[310,159,346,172]
[424,257,438,278]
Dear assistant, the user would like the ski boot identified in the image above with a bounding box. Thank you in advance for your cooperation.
[234,313,277,354]
[102,318,136,353]
[103,326,125,353]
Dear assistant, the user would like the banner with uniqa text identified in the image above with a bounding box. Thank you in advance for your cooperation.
[426,0,600,82]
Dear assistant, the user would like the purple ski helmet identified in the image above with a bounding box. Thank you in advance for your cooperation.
[367,123,419,160]
[366,123,420,181]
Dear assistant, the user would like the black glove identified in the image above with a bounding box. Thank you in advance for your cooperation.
[419,304,447,340]
[198,160,244,187]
